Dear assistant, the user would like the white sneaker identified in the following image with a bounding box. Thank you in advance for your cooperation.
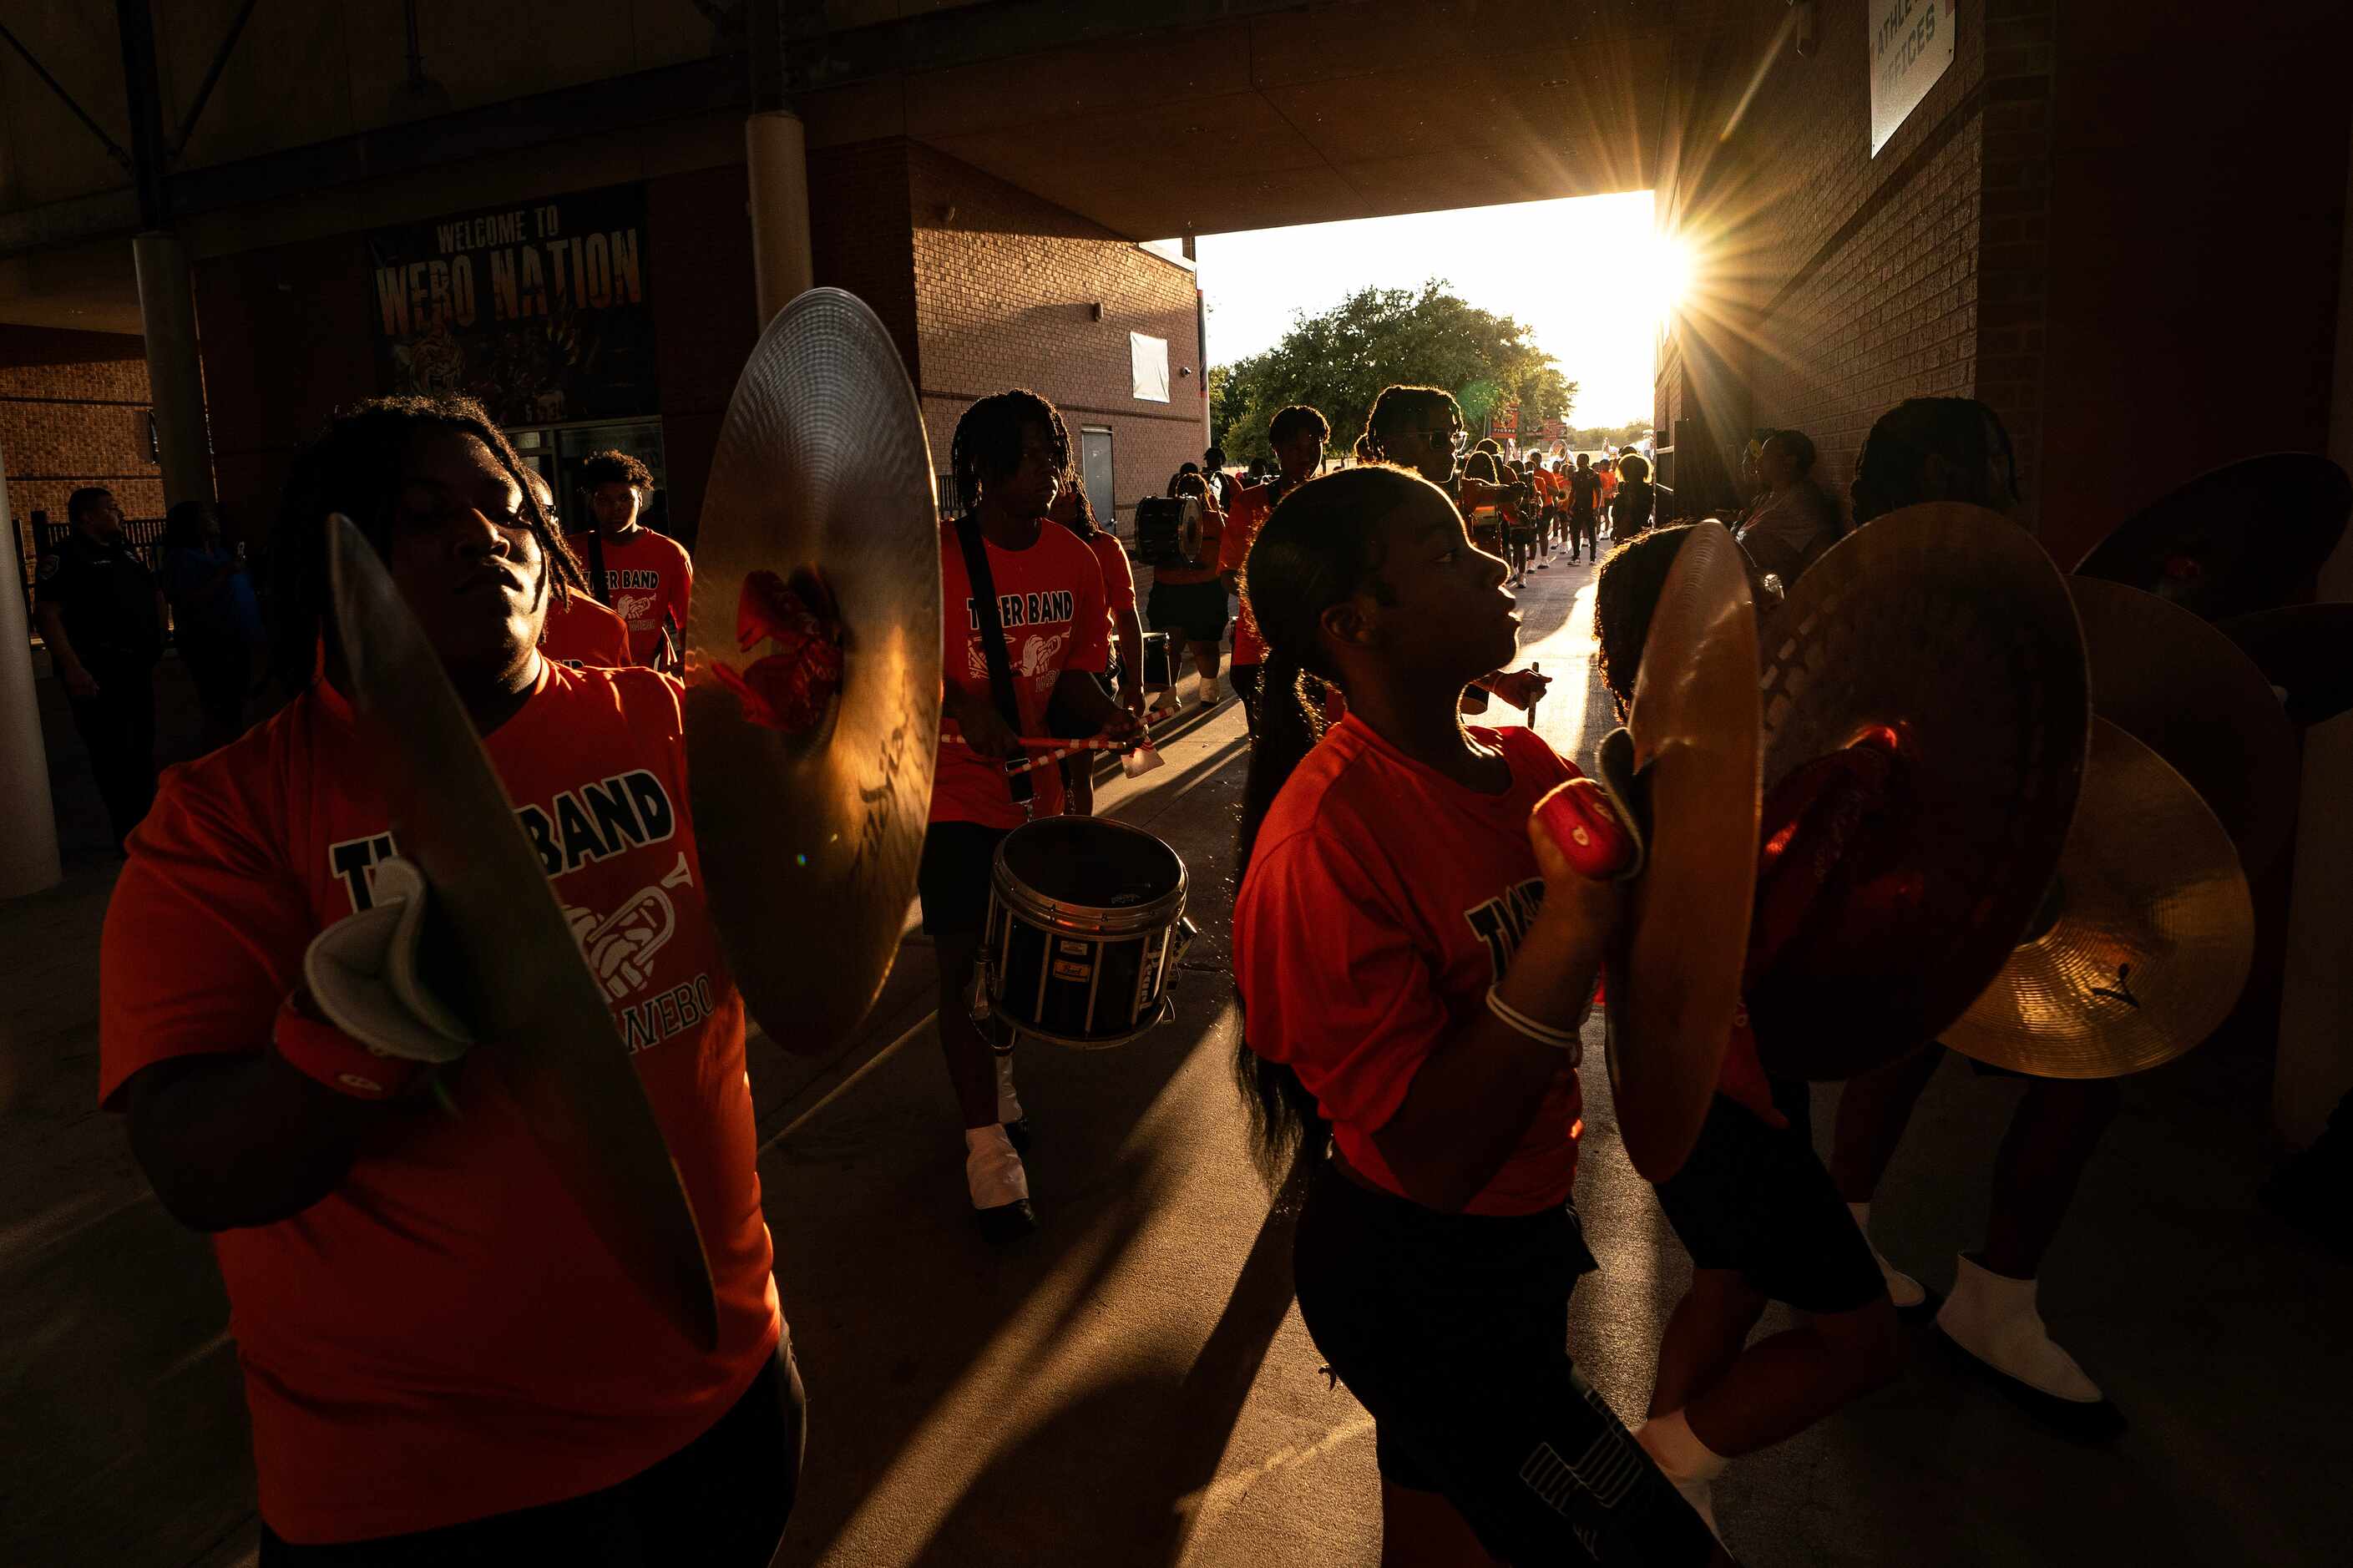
[1848,1202,1927,1309]
[1936,1253,2103,1403]
[1199,675,1222,706]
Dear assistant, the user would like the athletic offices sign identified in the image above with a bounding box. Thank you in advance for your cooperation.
[1869,0,1956,157]
[369,183,657,427]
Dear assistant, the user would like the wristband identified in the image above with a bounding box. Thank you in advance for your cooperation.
[1485,984,1585,1061]
[272,996,423,1100]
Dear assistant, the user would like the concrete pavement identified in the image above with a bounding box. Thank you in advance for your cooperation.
[4,538,2350,1564]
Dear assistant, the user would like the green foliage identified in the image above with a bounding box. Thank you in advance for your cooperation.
[1562,418,1655,450]
[1209,281,1577,460]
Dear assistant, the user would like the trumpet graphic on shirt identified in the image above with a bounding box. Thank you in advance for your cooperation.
[564,853,693,1000]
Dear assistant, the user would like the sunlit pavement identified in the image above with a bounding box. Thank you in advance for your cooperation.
[4,539,2350,1565]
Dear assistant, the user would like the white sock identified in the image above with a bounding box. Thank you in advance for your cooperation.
[994,1050,1024,1124]
[964,1124,1029,1209]
[1635,1409,1728,1482]
[1635,1414,1726,1543]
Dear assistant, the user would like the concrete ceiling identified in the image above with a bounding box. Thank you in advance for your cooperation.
[803,1,1672,238]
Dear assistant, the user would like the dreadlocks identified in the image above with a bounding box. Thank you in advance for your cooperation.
[1851,397,2022,526]
[949,389,1071,515]
[267,394,585,690]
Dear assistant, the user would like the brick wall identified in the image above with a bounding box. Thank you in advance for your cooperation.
[1,327,161,584]
[906,144,1205,532]
[1723,0,1986,510]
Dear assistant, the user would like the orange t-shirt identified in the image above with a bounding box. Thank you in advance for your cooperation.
[934,519,1110,827]
[568,528,692,665]
[540,591,632,669]
[99,660,780,1545]
[1219,482,1277,667]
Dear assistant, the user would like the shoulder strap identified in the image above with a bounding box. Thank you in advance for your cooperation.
[586,529,610,608]
[953,514,1035,807]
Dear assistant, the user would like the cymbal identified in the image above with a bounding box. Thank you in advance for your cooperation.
[1748,503,2090,1080]
[1943,719,2254,1078]
[2073,453,2351,621]
[1607,519,1759,1181]
[2068,576,2300,877]
[682,288,942,1050]
[328,516,719,1351]
[2220,602,2353,726]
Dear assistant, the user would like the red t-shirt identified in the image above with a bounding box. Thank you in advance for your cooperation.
[568,528,692,665]
[540,591,632,669]
[1232,716,1585,1216]
[99,660,780,1544]
[1075,527,1136,623]
[934,519,1110,827]
[1220,482,1276,668]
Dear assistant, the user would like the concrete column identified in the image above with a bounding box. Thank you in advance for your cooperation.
[2274,109,2353,1145]
[133,230,216,510]
[0,453,63,898]
[746,109,815,328]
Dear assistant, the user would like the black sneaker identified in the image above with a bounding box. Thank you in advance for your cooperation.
[975,1197,1038,1244]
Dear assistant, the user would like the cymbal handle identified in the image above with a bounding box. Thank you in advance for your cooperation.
[1532,779,1637,881]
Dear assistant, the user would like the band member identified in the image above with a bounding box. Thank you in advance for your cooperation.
[101,395,802,1563]
[35,485,167,848]
[1592,527,1900,1533]
[1352,386,1551,716]
[1146,469,1230,714]
[1831,396,2125,1428]
[1048,476,1142,816]
[564,449,690,669]
[928,390,1136,1240]
[1595,455,1619,539]
[1220,404,1329,733]
[1232,465,1726,1565]
[528,468,632,668]
[1567,453,1605,564]
[1733,429,1844,587]
[1611,453,1657,539]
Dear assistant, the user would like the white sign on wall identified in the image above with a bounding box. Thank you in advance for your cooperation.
[1870,0,1956,157]
[1130,331,1171,403]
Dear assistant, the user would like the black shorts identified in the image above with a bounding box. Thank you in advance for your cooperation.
[1146,578,1228,644]
[260,1341,805,1565]
[917,821,1010,938]
[1652,1093,1885,1314]
[1293,1163,1718,1566]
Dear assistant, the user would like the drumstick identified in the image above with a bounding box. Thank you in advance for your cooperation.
[943,731,1161,776]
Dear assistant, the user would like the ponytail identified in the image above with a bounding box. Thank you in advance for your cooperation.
[1230,464,1430,1180]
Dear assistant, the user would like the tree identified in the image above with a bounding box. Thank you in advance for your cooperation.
[1210,281,1576,460]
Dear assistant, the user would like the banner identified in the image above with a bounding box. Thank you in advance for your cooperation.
[370,184,656,427]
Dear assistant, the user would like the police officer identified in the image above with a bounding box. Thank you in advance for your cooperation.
[34,487,166,849]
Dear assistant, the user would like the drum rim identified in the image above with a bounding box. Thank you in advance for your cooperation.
[992,818,1189,935]
[997,999,1174,1052]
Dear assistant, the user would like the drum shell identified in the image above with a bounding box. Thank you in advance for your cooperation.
[983,818,1190,1050]
[1140,630,1176,692]
[1135,497,1205,568]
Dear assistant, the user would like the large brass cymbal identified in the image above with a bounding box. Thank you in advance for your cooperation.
[2220,602,2353,726]
[2073,453,2350,621]
[1607,520,1759,1181]
[1944,719,2254,1078]
[328,516,719,1351]
[683,289,941,1050]
[2068,575,2300,878]
[1748,503,2090,1080]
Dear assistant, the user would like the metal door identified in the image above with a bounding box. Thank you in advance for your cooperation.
[1080,427,1116,538]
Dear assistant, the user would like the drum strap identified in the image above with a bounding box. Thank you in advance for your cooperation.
[585,529,611,608]
[953,513,1035,810]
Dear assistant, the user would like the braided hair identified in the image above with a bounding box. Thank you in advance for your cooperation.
[267,394,584,690]
[1232,464,1430,1178]
[949,388,1071,515]
[1591,525,1693,715]
[1851,397,2021,525]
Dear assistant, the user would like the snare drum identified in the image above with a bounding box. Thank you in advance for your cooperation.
[1134,497,1205,568]
[979,817,1197,1049]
